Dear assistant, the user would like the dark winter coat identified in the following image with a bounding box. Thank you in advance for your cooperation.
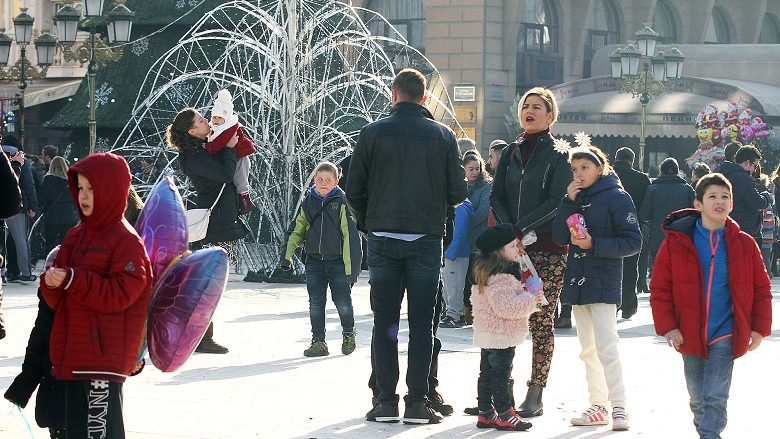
[41,153,153,383]
[650,209,772,359]
[4,291,67,429]
[346,101,467,236]
[640,175,694,253]
[10,159,38,213]
[489,132,572,238]
[178,145,249,244]
[0,151,21,219]
[467,180,491,252]
[284,186,363,283]
[38,174,79,227]
[552,173,642,306]
[612,161,651,219]
[716,160,771,237]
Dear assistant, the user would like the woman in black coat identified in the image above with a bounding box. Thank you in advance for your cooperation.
[38,157,78,255]
[640,157,694,271]
[167,107,249,354]
[1,150,22,340]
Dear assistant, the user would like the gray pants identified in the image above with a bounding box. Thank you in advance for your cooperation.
[4,212,31,277]
[442,257,469,319]
[234,156,251,194]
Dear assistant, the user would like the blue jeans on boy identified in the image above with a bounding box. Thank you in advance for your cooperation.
[477,347,516,413]
[367,234,442,405]
[305,257,354,341]
[683,338,734,439]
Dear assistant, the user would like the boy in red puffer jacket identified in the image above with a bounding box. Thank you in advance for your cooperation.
[650,172,772,439]
[41,152,152,438]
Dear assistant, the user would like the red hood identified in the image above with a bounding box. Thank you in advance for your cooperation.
[68,153,131,229]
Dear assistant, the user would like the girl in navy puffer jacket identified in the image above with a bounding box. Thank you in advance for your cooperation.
[551,145,641,432]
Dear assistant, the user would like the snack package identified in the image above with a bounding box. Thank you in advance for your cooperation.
[566,213,587,240]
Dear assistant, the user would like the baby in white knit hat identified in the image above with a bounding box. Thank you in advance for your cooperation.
[206,89,256,215]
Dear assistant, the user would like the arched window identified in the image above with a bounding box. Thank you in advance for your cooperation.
[584,0,620,78]
[363,0,426,53]
[705,6,733,43]
[516,0,562,92]
[518,0,558,54]
[760,13,780,43]
[653,0,679,43]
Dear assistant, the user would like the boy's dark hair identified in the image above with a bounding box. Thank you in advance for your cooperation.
[43,145,58,158]
[723,141,743,162]
[691,162,711,179]
[734,144,761,165]
[615,147,635,163]
[392,68,426,101]
[695,172,732,201]
[660,157,679,176]
[314,160,340,179]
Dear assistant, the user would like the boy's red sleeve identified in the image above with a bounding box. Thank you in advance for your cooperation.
[64,236,151,314]
[750,241,773,336]
[236,127,256,156]
[649,239,677,336]
[204,124,240,154]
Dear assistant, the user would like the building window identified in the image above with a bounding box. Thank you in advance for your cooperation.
[516,0,561,92]
[363,0,426,53]
[705,6,733,43]
[759,13,780,43]
[583,0,620,78]
[653,0,679,44]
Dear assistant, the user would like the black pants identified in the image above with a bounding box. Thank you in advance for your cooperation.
[66,380,124,439]
[369,278,444,401]
[620,252,640,314]
[462,253,475,309]
[477,347,516,413]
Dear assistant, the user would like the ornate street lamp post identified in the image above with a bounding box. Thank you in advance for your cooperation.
[610,24,689,170]
[0,9,57,147]
[55,0,134,154]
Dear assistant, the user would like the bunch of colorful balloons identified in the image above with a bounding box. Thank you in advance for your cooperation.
[686,102,772,169]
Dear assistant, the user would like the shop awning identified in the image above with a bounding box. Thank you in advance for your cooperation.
[0,79,82,109]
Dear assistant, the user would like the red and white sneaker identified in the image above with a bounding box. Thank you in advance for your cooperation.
[612,406,630,431]
[495,408,532,431]
[570,404,609,426]
[476,411,499,429]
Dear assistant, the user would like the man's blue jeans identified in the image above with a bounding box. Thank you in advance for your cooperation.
[305,257,354,341]
[683,338,734,439]
[367,234,442,404]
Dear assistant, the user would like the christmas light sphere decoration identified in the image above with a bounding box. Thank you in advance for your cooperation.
[110,0,463,274]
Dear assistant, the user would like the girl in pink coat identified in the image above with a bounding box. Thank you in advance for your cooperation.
[471,224,543,432]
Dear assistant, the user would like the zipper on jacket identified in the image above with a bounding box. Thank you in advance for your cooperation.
[318,198,324,253]
[702,230,721,355]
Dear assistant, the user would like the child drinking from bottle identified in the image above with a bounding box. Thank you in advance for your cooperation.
[471,224,544,431]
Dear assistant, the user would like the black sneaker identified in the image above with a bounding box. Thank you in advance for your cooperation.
[439,315,464,328]
[403,401,443,424]
[554,317,572,329]
[17,274,38,282]
[365,403,399,423]
[427,392,454,416]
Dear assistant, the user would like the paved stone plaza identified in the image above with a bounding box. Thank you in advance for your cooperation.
[1,273,778,438]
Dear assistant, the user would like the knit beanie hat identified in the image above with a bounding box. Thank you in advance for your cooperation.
[476,224,516,255]
[211,89,234,120]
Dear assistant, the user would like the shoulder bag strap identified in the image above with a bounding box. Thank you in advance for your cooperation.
[208,183,227,212]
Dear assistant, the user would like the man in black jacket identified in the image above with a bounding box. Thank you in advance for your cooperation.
[3,135,38,282]
[717,145,771,242]
[612,147,650,319]
[1,147,22,339]
[347,68,466,425]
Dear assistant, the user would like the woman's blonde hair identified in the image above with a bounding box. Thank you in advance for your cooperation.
[517,87,559,126]
[47,156,68,178]
[472,250,513,295]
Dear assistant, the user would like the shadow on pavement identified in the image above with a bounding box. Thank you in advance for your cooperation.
[158,355,334,385]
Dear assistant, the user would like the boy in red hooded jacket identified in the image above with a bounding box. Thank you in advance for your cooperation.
[650,173,772,439]
[41,152,152,438]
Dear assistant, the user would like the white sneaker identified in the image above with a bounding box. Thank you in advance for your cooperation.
[570,404,609,426]
[612,406,630,431]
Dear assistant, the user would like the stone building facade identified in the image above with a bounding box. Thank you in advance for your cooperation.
[346,0,780,154]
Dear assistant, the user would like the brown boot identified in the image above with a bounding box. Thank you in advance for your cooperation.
[195,322,229,354]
